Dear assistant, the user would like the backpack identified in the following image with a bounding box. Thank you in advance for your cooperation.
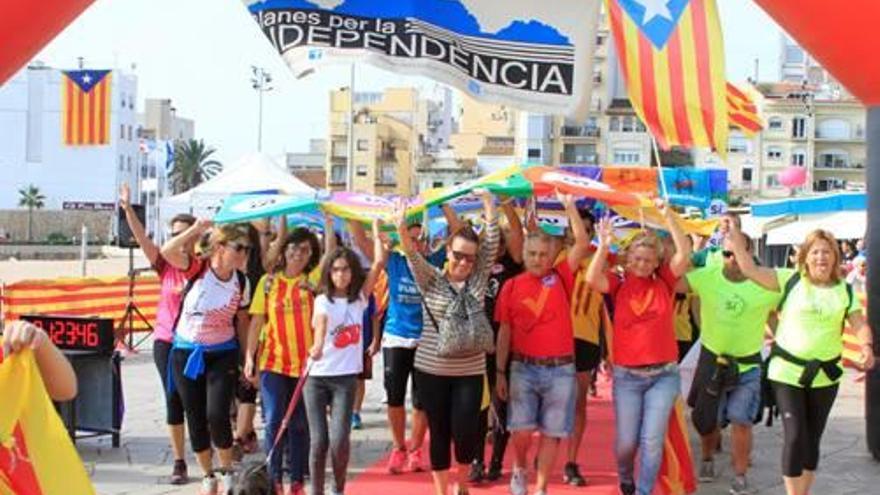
[171,261,248,336]
[776,271,854,322]
[424,280,495,358]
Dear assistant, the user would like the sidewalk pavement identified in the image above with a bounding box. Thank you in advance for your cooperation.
[83,345,880,494]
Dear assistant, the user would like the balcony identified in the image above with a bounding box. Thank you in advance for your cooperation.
[559,153,599,165]
[561,125,601,138]
[814,130,865,142]
[814,158,865,170]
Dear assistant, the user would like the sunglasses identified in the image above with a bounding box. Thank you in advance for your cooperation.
[451,250,477,264]
[722,250,734,258]
[225,242,251,254]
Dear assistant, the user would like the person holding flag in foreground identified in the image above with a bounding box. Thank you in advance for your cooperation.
[725,224,875,495]
[585,199,692,495]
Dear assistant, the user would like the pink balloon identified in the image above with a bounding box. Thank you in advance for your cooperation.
[779,166,807,188]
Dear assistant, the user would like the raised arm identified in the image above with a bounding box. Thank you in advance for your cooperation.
[561,191,590,272]
[585,215,613,293]
[442,203,467,235]
[160,218,212,270]
[362,219,389,298]
[119,183,160,265]
[658,199,692,277]
[473,191,500,293]
[501,199,524,264]
[727,222,779,291]
[262,216,287,272]
[393,198,438,291]
[348,219,374,261]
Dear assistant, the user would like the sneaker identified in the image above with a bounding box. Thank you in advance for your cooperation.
[729,475,751,495]
[351,412,363,430]
[486,461,503,482]
[407,447,426,472]
[170,459,188,485]
[563,462,588,486]
[619,481,636,495]
[468,460,485,483]
[699,459,716,482]
[219,471,234,495]
[509,468,527,495]
[387,447,407,474]
[199,475,218,495]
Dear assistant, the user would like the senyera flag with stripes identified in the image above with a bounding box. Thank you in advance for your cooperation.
[61,69,112,146]
[606,0,728,156]
[726,81,763,136]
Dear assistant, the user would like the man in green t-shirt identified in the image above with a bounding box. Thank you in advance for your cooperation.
[685,235,781,495]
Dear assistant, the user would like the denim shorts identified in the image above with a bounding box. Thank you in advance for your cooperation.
[508,361,576,438]
[719,367,762,425]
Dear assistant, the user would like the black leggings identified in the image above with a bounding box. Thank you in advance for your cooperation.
[414,370,483,471]
[383,347,422,409]
[153,340,185,425]
[771,381,839,477]
[172,348,239,452]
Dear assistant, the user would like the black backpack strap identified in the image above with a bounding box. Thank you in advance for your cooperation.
[843,282,854,328]
[170,260,210,335]
[776,271,801,313]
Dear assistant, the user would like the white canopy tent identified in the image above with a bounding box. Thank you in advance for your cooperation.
[765,211,867,245]
[160,153,316,236]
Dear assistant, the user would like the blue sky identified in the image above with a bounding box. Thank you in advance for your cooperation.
[29,0,785,164]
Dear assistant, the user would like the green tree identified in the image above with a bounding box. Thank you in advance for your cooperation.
[18,184,46,242]
[168,139,223,194]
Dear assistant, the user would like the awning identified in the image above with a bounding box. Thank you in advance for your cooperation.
[739,214,794,238]
[751,193,866,217]
[765,211,866,245]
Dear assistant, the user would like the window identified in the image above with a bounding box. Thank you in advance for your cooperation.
[120,124,125,140]
[819,150,849,168]
[742,168,753,182]
[784,44,805,64]
[331,164,346,184]
[621,116,634,132]
[127,156,132,172]
[527,148,541,159]
[562,144,597,164]
[768,117,784,131]
[792,117,807,138]
[609,116,620,132]
[119,155,125,171]
[127,125,133,141]
[791,148,806,166]
[635,119,647,132]
[596,34,605,46]
[816,119,850,140]
[356,165,368,177]
[432,181,444,188]
[728,135,749,154]
[379,165,395,184]
[766,174,780,188]
[120,93,126,108]
[356,139,369,151]
[766,146,783,160]
[612,148,641,164]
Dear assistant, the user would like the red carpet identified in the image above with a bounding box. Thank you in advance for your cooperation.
[348,381,619,495]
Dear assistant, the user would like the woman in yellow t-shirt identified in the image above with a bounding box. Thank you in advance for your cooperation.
[727,226,875,495]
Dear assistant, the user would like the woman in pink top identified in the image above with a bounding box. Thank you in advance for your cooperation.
[120,184,199,485]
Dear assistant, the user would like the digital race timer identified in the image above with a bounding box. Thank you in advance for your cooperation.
[21,315,115,355]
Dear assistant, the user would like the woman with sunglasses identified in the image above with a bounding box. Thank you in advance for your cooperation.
[167,222,253,495]
[119,183,198,485]
[585,200,692,495]
[395,191,499,495]
[244,224,323,495]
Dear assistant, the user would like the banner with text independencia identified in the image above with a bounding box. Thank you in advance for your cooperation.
[244,0,600,117]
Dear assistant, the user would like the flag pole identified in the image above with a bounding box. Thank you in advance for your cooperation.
[651,136,669,199]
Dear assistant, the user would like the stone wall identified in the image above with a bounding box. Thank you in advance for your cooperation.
[0,210,114,243]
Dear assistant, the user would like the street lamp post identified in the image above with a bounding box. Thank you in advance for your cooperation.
[251,66,273,152]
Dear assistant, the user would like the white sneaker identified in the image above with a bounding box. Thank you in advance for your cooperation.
[510,468,528,495]
[219,471,234,495]
[199,475,219,495]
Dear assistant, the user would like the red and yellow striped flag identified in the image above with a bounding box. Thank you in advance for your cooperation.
[606,0,727,155]
[61,70,112,145]
[727,82,763,136]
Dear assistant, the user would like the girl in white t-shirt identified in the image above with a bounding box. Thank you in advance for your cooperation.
[305,219,387,495]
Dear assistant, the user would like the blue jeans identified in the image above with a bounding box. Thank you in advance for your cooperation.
[508,361,576,438]
[613,364,681,495]
[261,371,308,484]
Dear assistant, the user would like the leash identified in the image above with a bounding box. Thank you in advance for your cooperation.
[265,359,313,464]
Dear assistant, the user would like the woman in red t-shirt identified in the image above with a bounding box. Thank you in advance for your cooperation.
[585,200,691,495]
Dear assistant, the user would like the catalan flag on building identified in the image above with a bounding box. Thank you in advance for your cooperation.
[606,0,727,154]
[61,69,112,145]
[727,82,763,136]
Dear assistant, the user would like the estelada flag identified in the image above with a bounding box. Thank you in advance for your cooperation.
[61,69,112,145]
[727,82,763,136]
[606,0,727,155]
[522,166,646,206]
[658,397,698,495]
[602,166,658,196]
[0,349,96,494]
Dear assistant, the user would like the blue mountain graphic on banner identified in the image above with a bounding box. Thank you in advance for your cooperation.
[250,0,571,45]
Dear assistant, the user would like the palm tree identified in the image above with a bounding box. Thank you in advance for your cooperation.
[18,184,45,242]
[168,139,223,194]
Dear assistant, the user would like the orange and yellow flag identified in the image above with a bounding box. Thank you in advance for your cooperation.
[727,82,763,136]
[61,70,112,145]
[606,0,727,155]
[0,349,96,494]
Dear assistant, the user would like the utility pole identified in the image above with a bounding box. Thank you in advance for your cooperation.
[346,64,356,191]
[251,66,273,152]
